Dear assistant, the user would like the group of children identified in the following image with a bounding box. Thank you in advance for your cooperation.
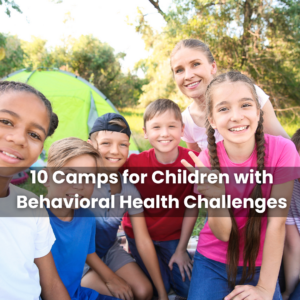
[0,69,300,300]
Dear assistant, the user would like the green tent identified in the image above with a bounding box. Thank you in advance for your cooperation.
[2,69,139,163]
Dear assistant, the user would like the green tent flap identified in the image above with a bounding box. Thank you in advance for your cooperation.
[2,69,139,161]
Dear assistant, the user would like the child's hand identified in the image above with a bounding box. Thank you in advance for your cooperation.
[106,275,133,300]
[224,285,273,300]
[168,249,193,282]
[181,151,225,200]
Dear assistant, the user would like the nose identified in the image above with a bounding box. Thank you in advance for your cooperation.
[72,181,84,190]
[160,126,169,137]
[184,66,194,80]
[230,108,244,122]
[5,128,27,147]
[110,143,119,155]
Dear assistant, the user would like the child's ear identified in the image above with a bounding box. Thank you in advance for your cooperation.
[143,127,148,139]
[87,139,92,145]
[181,123,185,137]
[208,117,217,129]
[43,168,51,188]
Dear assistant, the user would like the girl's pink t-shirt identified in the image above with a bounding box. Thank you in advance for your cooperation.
[196,134,300,266]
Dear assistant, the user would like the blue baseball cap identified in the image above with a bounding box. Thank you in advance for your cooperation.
[89,113,131,138]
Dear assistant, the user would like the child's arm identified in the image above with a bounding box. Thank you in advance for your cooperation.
[86,252,133,300]
[225,180,294,300]
[130,212,168,300]
[168,206,198,282]
[34,252,70,300]
[282,224,300,300]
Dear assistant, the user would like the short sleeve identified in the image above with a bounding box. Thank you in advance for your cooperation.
[34,208,56,259]
[273,139,300,184]
[127,184,144,215]
[88,217,96,254]
[255,85,269,109]
[181,109,195,143]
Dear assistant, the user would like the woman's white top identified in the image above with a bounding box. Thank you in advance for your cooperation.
[181,85,269,151]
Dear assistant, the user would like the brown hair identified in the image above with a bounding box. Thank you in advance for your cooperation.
[47,137,100,169]
[170,39,215,71]
[205,71,265,287]
[143,99,183,128]
[292,129,300,152]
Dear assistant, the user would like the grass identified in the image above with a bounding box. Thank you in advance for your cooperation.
[19,110,299,236]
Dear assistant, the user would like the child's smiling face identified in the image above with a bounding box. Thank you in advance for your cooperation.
[208,81,260,147]
[46,154,97,209]
[0,91,50,176]
[143,110,184,155]
[92,131,130,173]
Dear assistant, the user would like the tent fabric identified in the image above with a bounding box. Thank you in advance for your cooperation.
[2,69,139,161]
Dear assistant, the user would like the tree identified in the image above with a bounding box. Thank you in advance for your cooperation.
[0,33,24,77]
[136,0,300,108]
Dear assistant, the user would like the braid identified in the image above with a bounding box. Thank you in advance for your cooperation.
[0,81,58,136]
[241,111,265,284]
[206,122,239,288]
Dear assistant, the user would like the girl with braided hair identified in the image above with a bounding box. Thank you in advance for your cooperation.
[0,81,70,299]
[181,72,300,300]
[170,39,289,153]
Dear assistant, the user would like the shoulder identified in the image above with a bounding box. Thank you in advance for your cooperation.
[265,134,294,151]
[264,134,299,166]
[127,149,153,166]
[179,147,199,163]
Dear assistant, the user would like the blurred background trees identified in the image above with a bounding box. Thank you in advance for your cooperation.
[137,0,300,109]
[0,0,299,110]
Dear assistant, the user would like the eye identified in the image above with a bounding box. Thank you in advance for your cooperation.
[121,143,129,147]
[29,132,41,140]
[0,119,13,126]
[193,62,200,67]
[101,142,109,145]
[175,68,183,74]
[218,107,228,112]
[153,126,160,129]
[169,125,175,128]
[242,103,252,108]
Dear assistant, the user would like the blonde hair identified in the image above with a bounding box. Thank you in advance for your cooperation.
[143,99,183,128]
[170,39,215,71]
[47,137,100,169]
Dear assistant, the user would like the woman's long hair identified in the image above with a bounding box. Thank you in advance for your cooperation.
[205,71,265,287]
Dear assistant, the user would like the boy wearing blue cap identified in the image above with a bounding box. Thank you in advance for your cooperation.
[82,113,168,300]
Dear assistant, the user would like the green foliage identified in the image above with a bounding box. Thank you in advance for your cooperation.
[0,33,24,78]
[137,0,300,108]
[0,34,148,109]
[0,0,21,17]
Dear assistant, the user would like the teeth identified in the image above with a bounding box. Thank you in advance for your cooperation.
[107,158,120,162]
[229,126,248,132]
[67,194,82,198]
[160,140,171,144]
[2,151,18,159]
[187,82,199,87]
